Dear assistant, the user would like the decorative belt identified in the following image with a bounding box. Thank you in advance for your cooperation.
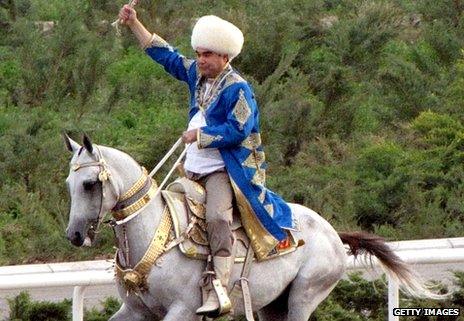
[111,167,158,220]
[115,205,172,292]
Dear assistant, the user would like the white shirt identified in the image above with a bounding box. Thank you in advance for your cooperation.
[184,108,225,175]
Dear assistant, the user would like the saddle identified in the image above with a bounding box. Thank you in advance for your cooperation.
[161,177,298,262]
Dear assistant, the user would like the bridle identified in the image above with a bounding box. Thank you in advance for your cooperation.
[71,145,115,242]
[69,139,187,243]
[70,145,154,242]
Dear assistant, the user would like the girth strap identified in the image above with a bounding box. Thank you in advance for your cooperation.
[229,245,255,321]
[240,246,255,321]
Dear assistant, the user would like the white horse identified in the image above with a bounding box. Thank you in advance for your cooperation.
[64,135,435,321]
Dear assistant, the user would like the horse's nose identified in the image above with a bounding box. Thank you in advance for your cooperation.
[67,230,84,247]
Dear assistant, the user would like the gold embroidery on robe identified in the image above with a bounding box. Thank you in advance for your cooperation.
[232,89,252,131]
[252,169,266,187]
[242,150,265,169]
[198,130,223,148]
[241,133,262,150]
[229,179,279,260]
[222,73,245,91]
[264,204,274,217]
[196,66,233,112]
[258,189,266,203]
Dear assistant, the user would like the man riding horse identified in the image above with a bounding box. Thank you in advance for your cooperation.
[118,6,293,317]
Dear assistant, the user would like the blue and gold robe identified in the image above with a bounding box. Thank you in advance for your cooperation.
[145,35,293,259]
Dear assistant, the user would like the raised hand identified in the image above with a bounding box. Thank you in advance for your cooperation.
[118,4,137,26]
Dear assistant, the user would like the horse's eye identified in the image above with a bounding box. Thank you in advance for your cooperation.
[83,180,98,191]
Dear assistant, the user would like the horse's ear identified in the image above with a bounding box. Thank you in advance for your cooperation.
[82,134,93,154]
[62,132,80,153]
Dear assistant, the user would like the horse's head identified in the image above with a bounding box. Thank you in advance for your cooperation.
[63,134,120,247]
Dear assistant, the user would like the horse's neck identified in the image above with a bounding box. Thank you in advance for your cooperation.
[100,146,166,267]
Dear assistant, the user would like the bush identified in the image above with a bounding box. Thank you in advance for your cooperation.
[444,53,464,120]
[411,110,463,147]
[83,297,122,321]
[378,43,436,120]
[423,20,461,65]
[352,141,408,230]
[324,1,403,69]
[7,292,71,321]
[261,69,324,165]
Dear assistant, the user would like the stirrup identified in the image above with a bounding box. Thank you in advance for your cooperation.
[212,278,232,315]
[196,279,231,317]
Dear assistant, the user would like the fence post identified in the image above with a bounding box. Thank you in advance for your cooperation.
[388,275,399,321]
[72,285,87,321]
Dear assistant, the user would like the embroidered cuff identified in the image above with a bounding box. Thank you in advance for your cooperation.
[197,128,223,149]
[143,33,171,50]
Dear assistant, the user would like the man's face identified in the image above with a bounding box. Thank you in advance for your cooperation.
[196,48,229,78]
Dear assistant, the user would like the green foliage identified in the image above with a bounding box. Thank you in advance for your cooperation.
[0,47,21,94]
[106,47,163,104]
[261,68,324,165]
[423,20,461,65]
[1,0,464,265]
[352,141,407,230]
[7,292,71,321]
[310,273,388,321]
[378,42,436,120]
[84,297,122,321]
[411,111,463,146]
[6,293,121,321]
[329,1,403,68]
[444,52,464,119]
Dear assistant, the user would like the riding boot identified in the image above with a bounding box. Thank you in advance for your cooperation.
[196,256,233,317]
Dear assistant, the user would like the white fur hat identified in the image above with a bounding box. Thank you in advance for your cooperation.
[191,15,244,60]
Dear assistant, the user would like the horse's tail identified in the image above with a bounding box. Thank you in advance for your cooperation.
[338,231,444,299]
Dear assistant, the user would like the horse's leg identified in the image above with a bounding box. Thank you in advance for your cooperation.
[257,273,339,321]
[285,261,344,321]
[162,302,202,321]
[257,284,290,321]
[287,281,338,321]
[109,303,156,321]
[285,223,346,321]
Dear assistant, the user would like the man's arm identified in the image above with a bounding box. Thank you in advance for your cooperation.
[119,5,194,83]
[118,5,152,48]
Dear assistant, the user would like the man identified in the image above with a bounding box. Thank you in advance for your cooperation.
[119,5,293,317]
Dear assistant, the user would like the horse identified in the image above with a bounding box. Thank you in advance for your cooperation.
[64,134,436,321]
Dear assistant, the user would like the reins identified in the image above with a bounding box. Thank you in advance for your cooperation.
[115,138,188,225]
[71,137,188,232]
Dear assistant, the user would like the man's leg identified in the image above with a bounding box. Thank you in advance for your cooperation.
[196,171,234,317]
[204,171,234,257]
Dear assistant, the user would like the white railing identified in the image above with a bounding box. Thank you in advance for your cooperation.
[0,237,463,321]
